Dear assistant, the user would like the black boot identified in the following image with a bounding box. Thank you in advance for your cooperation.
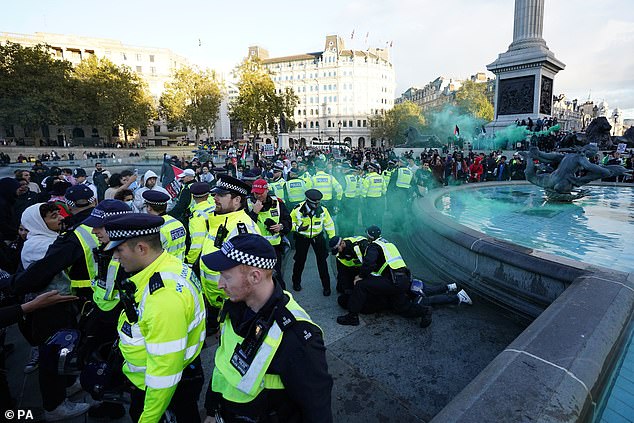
[336,313,359,326]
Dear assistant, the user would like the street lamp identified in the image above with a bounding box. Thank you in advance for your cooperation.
[337,121,342,147]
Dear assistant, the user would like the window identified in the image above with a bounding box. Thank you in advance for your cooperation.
[349,120,353,127]
[121,52,127,60]
[310,110,313,115]
[363,120,367,127]
[316,121,319,127]
[328,120,332,128]
[150,67,157,76]
[334,96,337,102]
[310,122,314,128]
[136,66,143,73]
[357,120,361,127]
[149,55,155,62]
[136,53,141,61]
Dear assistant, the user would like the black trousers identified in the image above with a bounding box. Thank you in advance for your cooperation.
[417,284,458,306]
[335,260,359,294]
[362,197,384,229]
[129,356,204,423]
[292,233,330,290]
[273,244,286,290]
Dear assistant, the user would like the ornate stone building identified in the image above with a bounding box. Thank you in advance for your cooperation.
[251,35,396,148]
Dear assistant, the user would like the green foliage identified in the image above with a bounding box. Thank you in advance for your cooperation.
[455,80,494,121]
[0,42,75,135]
[230,57,297,138]
[159,66,223,141]
[74,56,153,141]
[370,101,426,145]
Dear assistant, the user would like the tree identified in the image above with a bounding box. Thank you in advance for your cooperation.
[455,80,494,121]
[74,56,153,143]
[230,57,283,141]
[159,66,223,142]
[0,42,76,144]
[370,101,426,146]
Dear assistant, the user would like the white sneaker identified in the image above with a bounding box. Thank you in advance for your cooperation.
[447,283,458,292]
[457,290,473,305]
[24,346,39,374]
[43,399,90,421]
[66,378,83,396]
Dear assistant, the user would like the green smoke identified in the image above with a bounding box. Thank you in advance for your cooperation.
[425,104,486,144]
[492,125,530,146]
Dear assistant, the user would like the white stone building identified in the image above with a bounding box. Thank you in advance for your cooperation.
[0,31,232,145]
[250,35,396,148]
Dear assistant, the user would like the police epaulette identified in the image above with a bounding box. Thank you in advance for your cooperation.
[273,306,296,332]
[236,222,248,235]
[148,273,165,294]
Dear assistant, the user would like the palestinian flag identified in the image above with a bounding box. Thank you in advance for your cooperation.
[161,159,184,199]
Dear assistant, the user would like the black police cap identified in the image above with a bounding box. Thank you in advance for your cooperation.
[190,182,210,197]
[142,190,170,205]
[305,189,323,202]
[104,213,164,250]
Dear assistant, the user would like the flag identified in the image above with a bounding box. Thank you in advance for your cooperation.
[454,125,460,136]
[161,160,184,199]
[240,144,247,161]
[198,38,201,47]
[351,29,355,40]
[390,40,393,47]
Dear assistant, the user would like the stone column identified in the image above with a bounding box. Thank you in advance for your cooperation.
[510,0,547,50]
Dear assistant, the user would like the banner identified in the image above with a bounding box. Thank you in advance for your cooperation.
[161,161,184,199]
[263,143,275,157]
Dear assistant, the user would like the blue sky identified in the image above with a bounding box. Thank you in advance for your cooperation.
[5,0,634,117]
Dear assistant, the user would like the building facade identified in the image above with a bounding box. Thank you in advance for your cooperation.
[0,31,232,146]
[395,72,495,113]
[251,35,396,148]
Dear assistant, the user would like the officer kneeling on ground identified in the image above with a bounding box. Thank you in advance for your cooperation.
[202,233,333,423]
[337,225,433,327]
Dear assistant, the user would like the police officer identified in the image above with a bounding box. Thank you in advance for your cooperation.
[339,164,361,236]
[328,235,369,297]
[336,225,432,327]
[143,190,187,261]
[297,161,313,189]
[290,189,335,295]
[267,163,286,202]
[283,168,307,210]
[361,163,386,228]
[201,234,333,423]
[247,179,292,289]
[310,160,343,213]
[198,175,260,332]
[72,167,98,199]
[104,214,206,422]
[186,182,215,264]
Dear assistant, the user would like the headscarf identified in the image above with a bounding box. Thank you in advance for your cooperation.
[21,203,60,269]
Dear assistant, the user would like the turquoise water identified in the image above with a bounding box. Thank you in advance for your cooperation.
[437,185,634,273]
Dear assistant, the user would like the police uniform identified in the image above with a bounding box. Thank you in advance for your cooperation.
[143,190,187,262]
[290,189,335,295]
[268,165,287,202]
[104,214,206,423]
[310,163,343,213]
[201,234,333,423]
[186,182,215,264]
[283,169,307,210]
[247,179,292,289]
[198,175,260,322]
[339,164,361,236]
[328,235,369,295]
[337,226,432,326]
[361,163,386,229]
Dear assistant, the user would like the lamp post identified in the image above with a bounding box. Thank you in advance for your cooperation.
[337,121,342,147]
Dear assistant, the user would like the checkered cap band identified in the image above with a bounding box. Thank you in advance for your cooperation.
[144,199,168,206]
[90,208,131,219]
[221,240,276,269]
[65,197,95,208]
[106,226,161,241]
[216,179,248,196]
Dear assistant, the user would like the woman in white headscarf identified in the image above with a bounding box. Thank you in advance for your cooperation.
[20,203,71,294]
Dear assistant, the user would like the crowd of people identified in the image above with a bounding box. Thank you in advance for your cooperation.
[1,139,632,421]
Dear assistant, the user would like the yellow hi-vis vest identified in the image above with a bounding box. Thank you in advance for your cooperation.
[268,178,286,202]
[117,252,205,422]
[371,238,407,276]
[291,203,336,239]
[311,171,343,201]
[255,197,282,246]
[299,172,313,189]
[160,215,187,261]
[344,175,359,198]
[363,172,386,198]
[186,200,216,264]
[199,210,261,307]
[395,167,413,189]
[285,178,307,204]
[383,169,394,186]
[211,293,317,403]
[336,236,366,267]
[70,224,99,289]
[92,257,121,312]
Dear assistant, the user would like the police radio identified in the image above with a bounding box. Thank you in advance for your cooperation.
[115,278,138,323]
[214,217,229,248]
